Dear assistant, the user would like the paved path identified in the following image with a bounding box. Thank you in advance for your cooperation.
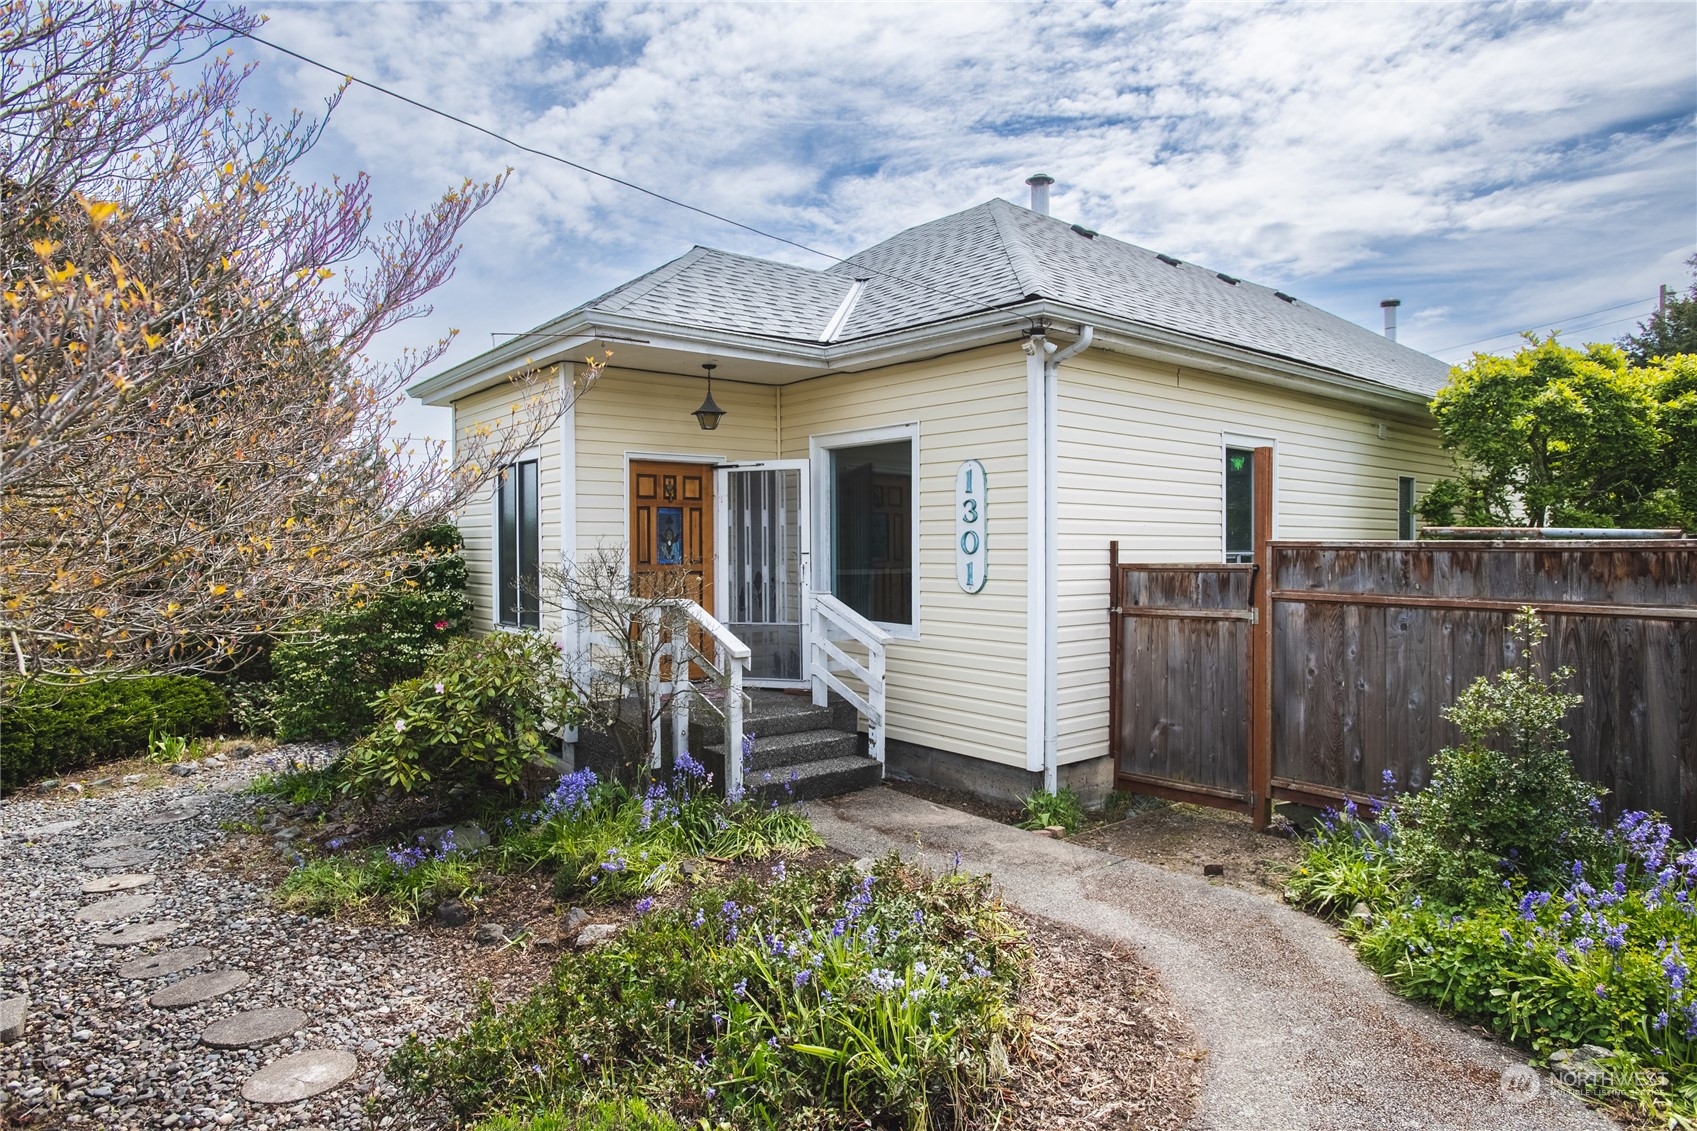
[811,787,1617,1131]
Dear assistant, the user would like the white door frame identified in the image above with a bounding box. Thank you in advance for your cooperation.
[715,459,812,688]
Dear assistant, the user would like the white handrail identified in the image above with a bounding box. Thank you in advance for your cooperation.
[654,599,752,800]
[808,592,891,769]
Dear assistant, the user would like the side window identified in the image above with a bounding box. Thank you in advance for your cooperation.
[1224,447,1255,563]
[1398,476,1417,539]
[497,458,540,628]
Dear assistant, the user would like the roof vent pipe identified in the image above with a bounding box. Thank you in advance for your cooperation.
[1380,298,1402,342]
[1025,173,1055,216]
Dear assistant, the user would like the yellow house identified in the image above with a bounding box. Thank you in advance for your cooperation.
[409,184,1452,805]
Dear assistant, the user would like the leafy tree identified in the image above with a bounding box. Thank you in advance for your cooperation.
[1416,335,1690,530]
[1,1,581,680]
[1619,255,1697,365]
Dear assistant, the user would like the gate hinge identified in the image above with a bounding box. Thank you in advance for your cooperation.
[1249,608,1259,624]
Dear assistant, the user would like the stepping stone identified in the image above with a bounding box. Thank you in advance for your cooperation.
[89,832,147,849]
[117,946,211,980]
[0,993,26,1043]
[75,893,156,923]
[148,969,249,1009]
[241,1049,357,1104]
[92,919,183,946]
[20,819,80,839]
[81,873,155,894]
[200,1006,306,1049]
[82,848,158,870]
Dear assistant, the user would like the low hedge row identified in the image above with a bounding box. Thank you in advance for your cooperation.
[1,676,228,790]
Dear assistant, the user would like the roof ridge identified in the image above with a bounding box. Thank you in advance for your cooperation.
[986,198,1048,299]
[590,246,711,314]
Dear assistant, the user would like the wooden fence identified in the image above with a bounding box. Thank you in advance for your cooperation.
[1108,539,1697,836]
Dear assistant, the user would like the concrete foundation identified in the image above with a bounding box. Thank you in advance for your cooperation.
[884,739,1115,809]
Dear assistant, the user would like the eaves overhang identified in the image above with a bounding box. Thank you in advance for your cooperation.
[411,300,1440,419]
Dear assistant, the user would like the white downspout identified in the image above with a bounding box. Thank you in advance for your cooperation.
[1043,327,1092,793]
[1023,325,1094,793]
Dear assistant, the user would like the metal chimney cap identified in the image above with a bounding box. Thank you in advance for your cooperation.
[1380,298,1403,308]
[1025,173,1056,186]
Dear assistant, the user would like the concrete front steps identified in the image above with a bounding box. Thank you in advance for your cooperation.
[696,689,882,804]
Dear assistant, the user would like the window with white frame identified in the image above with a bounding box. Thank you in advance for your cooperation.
[1224,447,1255,563]
[819,429,916,628]
[496,458,540,628]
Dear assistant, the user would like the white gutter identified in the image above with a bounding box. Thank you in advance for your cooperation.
[1023,325,1094,791]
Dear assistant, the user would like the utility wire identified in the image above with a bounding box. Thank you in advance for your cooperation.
[1434,299,1652,353]
[159,0,1021,338]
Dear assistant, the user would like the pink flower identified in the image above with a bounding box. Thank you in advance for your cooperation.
[434,682,445,695]
[434,620,448,630]
[394,719,406,733]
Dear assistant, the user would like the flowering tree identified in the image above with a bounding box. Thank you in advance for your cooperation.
[2,1,579,679]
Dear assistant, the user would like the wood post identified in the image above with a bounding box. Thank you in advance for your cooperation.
[1249,447,1275,830]
[1107,540,1122,777]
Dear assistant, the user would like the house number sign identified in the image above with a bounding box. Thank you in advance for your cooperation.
[956,460,987,593]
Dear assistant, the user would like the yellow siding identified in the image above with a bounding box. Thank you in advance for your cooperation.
[1052,350,1452,765]
[453,374,566,631]
[780,345,1031,768]
[573,368,779,553]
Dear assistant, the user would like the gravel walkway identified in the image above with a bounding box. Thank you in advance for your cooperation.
[811,786,1620,1131]
[0,754,476,1130]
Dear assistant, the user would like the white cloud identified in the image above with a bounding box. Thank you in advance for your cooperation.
[234,0,1695,437]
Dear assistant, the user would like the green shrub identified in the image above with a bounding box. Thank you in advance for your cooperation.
[472,1099,689,1131]
[1397,608,1603,905]
[1,675,227,789]
[1290,795,1695,1120]
[269,523,472,742]
[1016,787,1084,834]
[247,747,340,808]
[340,632,580,799]
[490,757,821,905]
[390,856,1028,1129]
[275,836,481,922]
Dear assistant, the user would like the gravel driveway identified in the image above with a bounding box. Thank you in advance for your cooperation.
[0,755,476,1130]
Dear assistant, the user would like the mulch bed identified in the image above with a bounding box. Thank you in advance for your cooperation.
[218,788,1201,1129]
[995,914,1202,1130]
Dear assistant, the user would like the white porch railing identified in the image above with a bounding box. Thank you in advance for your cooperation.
[808,591,892,769]
[648,599,753,800]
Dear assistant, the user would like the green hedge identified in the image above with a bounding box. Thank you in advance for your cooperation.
[267,523,472,742]
[1,676,228,790]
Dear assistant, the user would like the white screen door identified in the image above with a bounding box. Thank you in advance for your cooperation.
[716,460,811,684]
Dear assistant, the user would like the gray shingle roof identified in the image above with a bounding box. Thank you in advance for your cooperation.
[580,198,1451,396]
[586,246,854,343]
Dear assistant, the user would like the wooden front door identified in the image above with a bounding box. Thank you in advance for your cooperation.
[630,460,714,612]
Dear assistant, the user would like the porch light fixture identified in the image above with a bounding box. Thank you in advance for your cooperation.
[692,363,726,431]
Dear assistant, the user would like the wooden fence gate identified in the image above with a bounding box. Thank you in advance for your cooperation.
[1107,551,1263,813]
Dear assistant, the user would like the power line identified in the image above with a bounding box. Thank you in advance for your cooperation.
[157,0,1019,335]
[1433,299,1651,353]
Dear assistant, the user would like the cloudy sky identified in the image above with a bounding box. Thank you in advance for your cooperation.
[235,1,1697,441]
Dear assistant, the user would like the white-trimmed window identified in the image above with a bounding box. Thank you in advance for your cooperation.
[1224,446,1255,563]
[812,424,919,635]
[496,457,540,628]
